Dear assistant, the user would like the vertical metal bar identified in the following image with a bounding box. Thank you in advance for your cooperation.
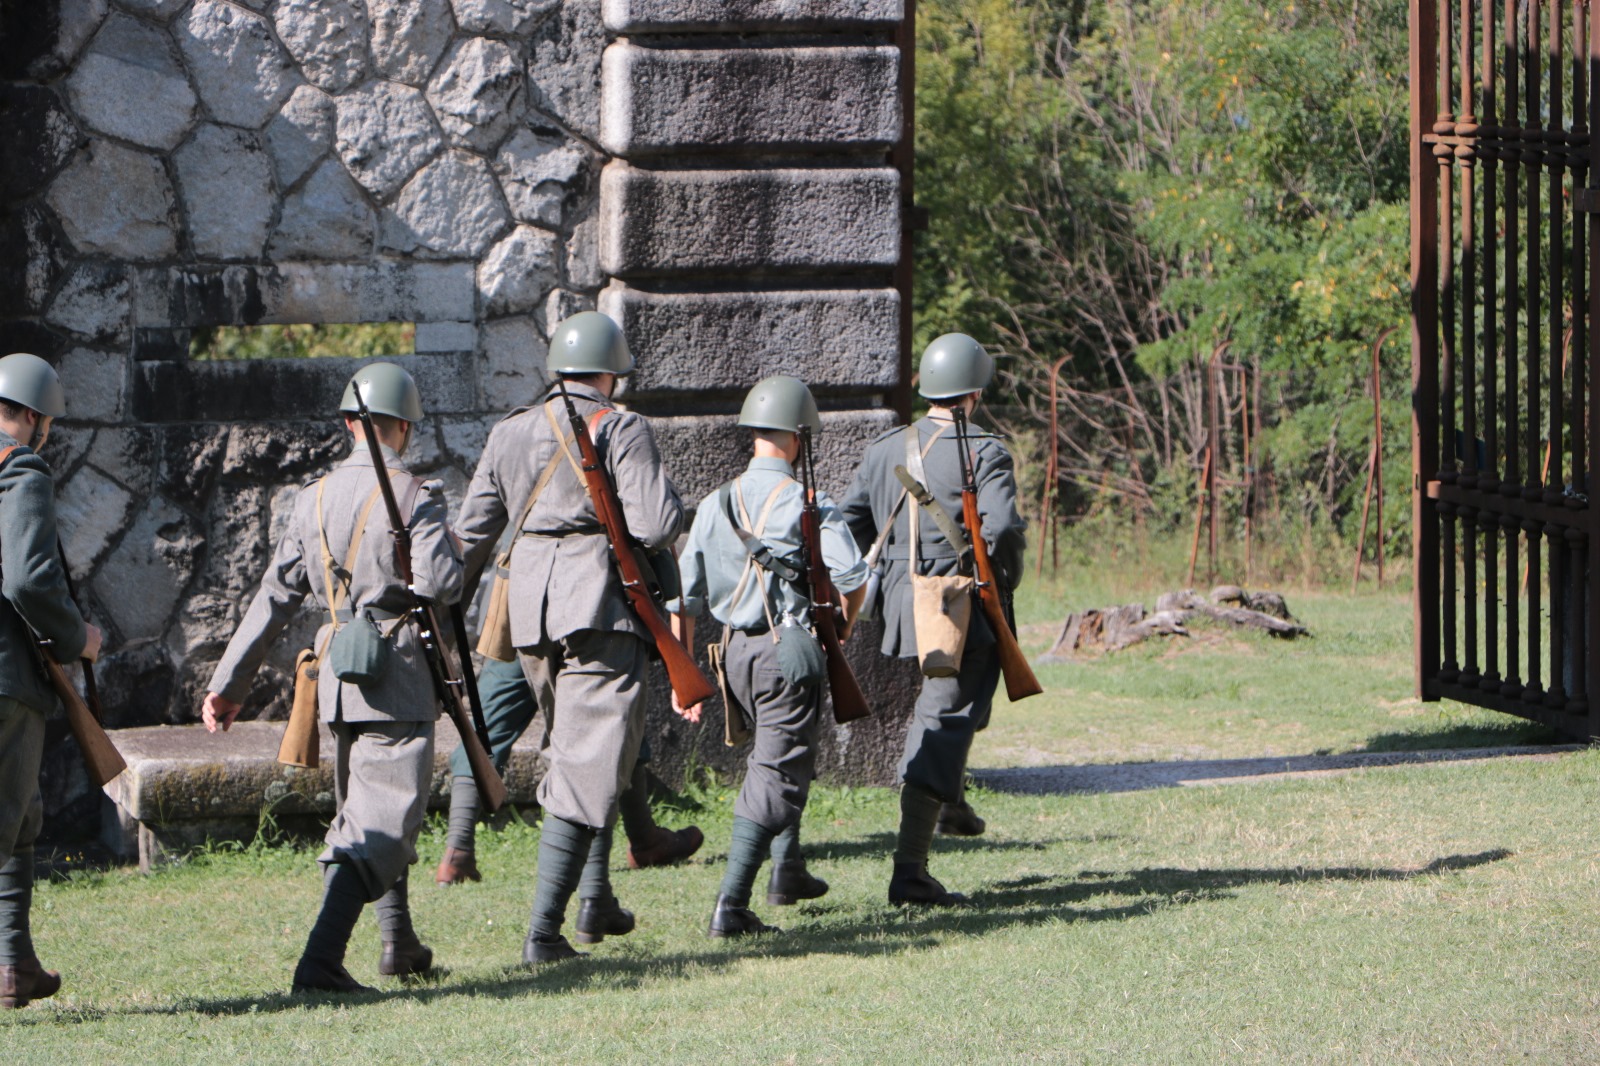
[1440,2,1461,676]
[1568,0,1590,715]
[1520,0,1545,696]
[1414,0,1442,697]
[1207,347,1220,582]
[1483,0,1502,688]
[1586,0,1600,728]
[1504,0,1522,690]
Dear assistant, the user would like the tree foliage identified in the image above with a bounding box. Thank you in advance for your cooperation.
[915,0,1411,561]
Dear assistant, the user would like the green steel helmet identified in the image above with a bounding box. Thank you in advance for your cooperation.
[547,311,633,376]
[738,375,821,435]
[339,361,425,422]
[917,333,994,400]
[0,353,66,418]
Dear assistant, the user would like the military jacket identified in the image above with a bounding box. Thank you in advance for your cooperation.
[672,455,867,632]
[840,416,1027,659]
[0,432,87,715]
[456,382,684,648]
[209,444,464,723]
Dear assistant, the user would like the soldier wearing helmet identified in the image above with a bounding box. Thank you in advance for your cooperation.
[840,334,1027,906]
[668,376,867,938]
[454,312,686,964]
[202,361,464,993]
[0,353,101,1010]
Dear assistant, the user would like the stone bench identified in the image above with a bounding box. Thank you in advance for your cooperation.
[101,722,544,872]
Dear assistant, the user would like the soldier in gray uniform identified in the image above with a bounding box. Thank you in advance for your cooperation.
[203,363,464,993]
[455,312,686,963]
[0,354,101,1010]
[670,376,867,936]
[840,334,1027,906]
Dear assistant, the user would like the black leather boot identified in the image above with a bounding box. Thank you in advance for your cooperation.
[522,934,585,965]
[573,896,636,944]
[887,862,967,907]
[766,861,829,906]
[378,936,435,978]
[292,955,374,994]
[936,799,987,837]
[706,894,780,938]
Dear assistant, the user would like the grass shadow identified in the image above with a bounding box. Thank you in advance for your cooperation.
[95,848,1511,1019]
[1357,720,1567,753]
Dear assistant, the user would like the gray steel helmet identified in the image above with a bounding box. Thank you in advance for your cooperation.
[547,311,634,376]
[339,361,425,422]
[0,353,66,418]
[917,333,994,400]
[738,375,821,434]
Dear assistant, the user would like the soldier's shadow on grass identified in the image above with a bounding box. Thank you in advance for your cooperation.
[804,831,1086,862]
[137,847,1513,1017]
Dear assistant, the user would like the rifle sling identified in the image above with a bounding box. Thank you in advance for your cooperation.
[862,424,948,569]
[900,424,972,569]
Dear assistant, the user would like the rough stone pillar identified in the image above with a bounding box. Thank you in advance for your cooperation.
[596,0,920,787]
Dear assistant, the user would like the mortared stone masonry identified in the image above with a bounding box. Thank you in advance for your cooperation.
[0,0,919,847]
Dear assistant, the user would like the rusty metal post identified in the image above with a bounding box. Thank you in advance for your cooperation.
[1037,353,1071,580]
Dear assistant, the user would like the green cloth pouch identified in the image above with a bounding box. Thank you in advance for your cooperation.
[329,613,389,687]
[776,613,826,688]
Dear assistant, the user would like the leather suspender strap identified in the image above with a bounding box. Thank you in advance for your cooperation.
[863,424,948,568]
[315,479,384,630]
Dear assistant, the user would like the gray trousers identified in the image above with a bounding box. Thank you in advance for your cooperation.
[519,629,648,831]
[726,631,823,832]
[0,698,43,867]
[899,645,1001,802]
[319,720,435,901]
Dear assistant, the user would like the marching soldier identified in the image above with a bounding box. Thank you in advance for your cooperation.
[840,335,1026,905]
[670,376,866,936]
[0,354,101,1010]
[203,363,463,993]
[434,661,703,884]
[455,312,686,962]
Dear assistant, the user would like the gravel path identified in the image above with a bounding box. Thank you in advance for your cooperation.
[971,744,1587,795]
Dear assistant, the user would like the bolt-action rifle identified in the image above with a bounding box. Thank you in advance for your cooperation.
[350,384,507,812]
[554,379,714,711]
[0,444,124,786]
[952,409,1043,702]
[797,426,871,724]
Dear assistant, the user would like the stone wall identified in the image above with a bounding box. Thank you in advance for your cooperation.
[1,0,918,838]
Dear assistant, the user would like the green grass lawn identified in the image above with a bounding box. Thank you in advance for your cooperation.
[7,570,1595,1063]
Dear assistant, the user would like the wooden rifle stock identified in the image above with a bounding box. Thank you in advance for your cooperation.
[350,385,508,813]
[798,428,871,724]
[43,653,125,787]
[953,410,1042,702]
[555,380,714,710]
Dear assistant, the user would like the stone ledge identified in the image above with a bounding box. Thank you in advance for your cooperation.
[601,44,900,156]
[132,262,476,329]
[603,0,901,33]
[102,721,544,870]
[600,164,899,277]
[132,352,478,423]
[602,284,899,395]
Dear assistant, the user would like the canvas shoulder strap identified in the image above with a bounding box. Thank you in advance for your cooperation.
[545,400,615,498]
[863,424,947,567]
[315,478,384,629]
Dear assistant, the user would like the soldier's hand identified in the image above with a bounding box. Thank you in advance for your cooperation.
[671,691,703,724]
[202,692,243,734]
[81,624,103,663]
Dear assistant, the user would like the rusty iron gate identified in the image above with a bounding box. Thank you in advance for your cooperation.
[1412,0,1600,739]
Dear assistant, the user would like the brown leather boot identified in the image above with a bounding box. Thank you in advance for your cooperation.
[626,825,704,869]
[435,848,481,885]
[0,958,61,1009]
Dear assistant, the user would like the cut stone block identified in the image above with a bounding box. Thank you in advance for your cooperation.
[133,261,475,329]
[57,348,129,423]
[601,164,899,277]
[600,284,899,395]
[477,224,559,317]
[601,43,899,155]
[602,0,902,33]
[495,126,589,228]
[66,14,197,151]
[47,142,177,261]
[334,80,444,201]
[176,0,300,130]
[414,321,476,353]
[269,158,375,260]
[174,125,276,261]
[380,150,510,259]
[47,262,130,344]
[101,722,546,870]
[274,0,370,93]
[481,316,548,412]
[526,0,604,140]
[369,0,454,86]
